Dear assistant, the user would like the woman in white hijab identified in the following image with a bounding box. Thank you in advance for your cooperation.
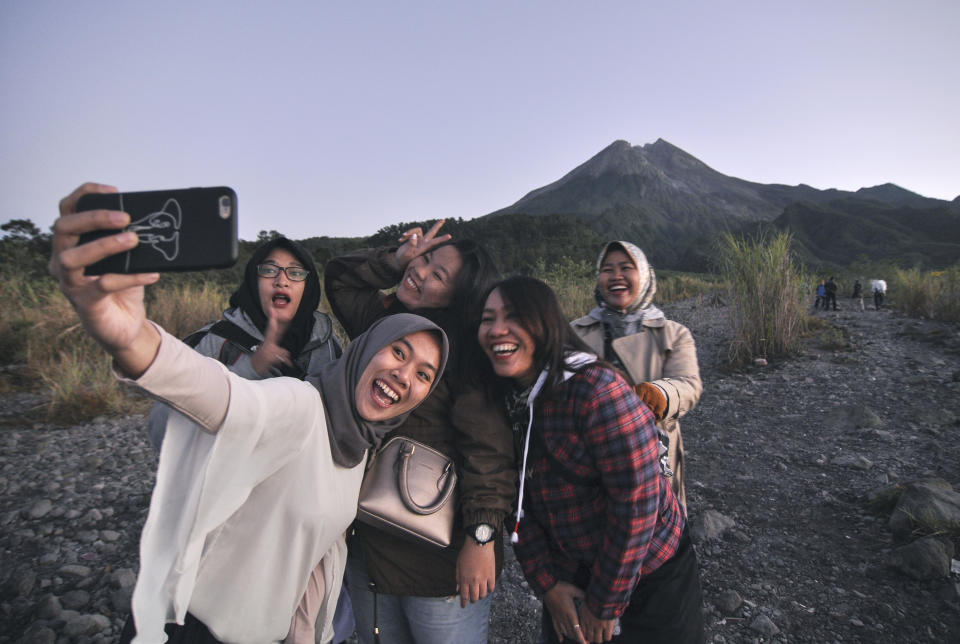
[571,241,702,511]
[51,183,449,644]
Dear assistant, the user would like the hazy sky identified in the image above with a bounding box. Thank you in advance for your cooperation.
[2,1,957,241]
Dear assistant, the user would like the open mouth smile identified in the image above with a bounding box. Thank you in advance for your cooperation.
[491,343,518,357]
[371,378,401,407]
[403,274,421,294]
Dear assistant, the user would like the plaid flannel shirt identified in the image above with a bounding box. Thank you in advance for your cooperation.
[513,364,684,619]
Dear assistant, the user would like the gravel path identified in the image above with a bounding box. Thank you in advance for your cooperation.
[2,299,959,643]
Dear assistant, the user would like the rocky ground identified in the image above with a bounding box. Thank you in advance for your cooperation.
[2,298,959,643]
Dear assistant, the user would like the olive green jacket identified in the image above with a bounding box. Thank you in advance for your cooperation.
[325,247,516,595]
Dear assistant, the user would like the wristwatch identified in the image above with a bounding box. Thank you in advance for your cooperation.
[467,523,496,546]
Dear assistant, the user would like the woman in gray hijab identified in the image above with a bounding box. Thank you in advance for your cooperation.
[571,241,702,511]
[51,183,449,644]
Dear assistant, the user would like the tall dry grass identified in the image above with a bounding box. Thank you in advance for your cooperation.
[146,280,231,338]
[718,232,807,366]
[656,271,723,304]
[5,256,722,421]
[0,271,132,420]
[0,274,231,421]
[888,265,960,322]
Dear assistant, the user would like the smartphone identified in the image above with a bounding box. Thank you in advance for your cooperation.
[76,187,238,274]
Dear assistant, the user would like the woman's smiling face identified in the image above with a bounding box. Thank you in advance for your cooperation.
[257,248,306,327]
[477,288,539,386]
[396,245,463,310]
[597,248,639,311]
[354,330,442,421]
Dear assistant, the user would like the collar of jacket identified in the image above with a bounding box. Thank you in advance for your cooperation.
[572,314,666,330]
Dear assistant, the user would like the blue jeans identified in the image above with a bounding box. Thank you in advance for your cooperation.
[332,581,356,643]
[345,546,492,644]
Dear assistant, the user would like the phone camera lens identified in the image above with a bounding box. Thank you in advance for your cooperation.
[219,196,232,219]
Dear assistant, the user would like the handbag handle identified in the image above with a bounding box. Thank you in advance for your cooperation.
[397,440,456,515]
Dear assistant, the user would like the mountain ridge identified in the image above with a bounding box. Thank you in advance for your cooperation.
[482,139,959,270]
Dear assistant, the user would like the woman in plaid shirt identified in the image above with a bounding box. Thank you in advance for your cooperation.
[476,276,704,644]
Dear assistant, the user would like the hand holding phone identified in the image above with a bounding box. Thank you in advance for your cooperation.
[52,182,163,377]
[76,187,238,274]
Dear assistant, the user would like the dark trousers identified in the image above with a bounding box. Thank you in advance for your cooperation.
[825,293,837,310]
[119,612,224,644]
[874,291,884,309]
[542,530,705,644]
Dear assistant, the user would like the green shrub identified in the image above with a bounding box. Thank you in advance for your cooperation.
[529,257,595,318]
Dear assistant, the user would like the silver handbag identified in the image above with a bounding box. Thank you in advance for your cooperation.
[356,437,458,548]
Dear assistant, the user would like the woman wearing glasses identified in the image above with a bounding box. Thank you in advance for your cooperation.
[192,237,339,379]
[147,236,342,448]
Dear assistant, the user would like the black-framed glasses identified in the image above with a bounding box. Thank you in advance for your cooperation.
[257,263,310,282]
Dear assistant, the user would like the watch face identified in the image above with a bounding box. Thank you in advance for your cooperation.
[474,523,495,543]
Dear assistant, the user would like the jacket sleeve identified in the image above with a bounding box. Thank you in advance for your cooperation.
[652,321,702,422]
[450,387,516,530]
[323,247,401,339]
[512,504,559,598]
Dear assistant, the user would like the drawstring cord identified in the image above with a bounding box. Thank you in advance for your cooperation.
[368,581,381,644]
[509,353,597,545]
[510,402,534,544]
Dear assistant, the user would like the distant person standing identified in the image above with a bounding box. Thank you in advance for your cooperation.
[872,279,887,310]
[814,280,826,309]
[825,277,838,310]
[852,279,865,312]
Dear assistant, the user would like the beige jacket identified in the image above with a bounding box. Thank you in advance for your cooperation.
[570,315,702,510]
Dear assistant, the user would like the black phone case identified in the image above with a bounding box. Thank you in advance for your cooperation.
[76,187,238,274]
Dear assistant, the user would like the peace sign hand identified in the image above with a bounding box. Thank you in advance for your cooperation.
[390,220,452,271]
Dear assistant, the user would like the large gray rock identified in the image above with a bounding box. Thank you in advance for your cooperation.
[888,480,960,541]
[715,589,743,615]
[832,453,873,470]
[689,510,735,543]
[57,564,92,578]
[11,567,36,597]
[60,589,90,610]
[750,614,780,636]
[36,594,63,620]
[847,405,882,428]
[27,499,53,519]
[63,613,111,637]
[15,624,55,644]
[887,536,954,580]
[111,567,138,589]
